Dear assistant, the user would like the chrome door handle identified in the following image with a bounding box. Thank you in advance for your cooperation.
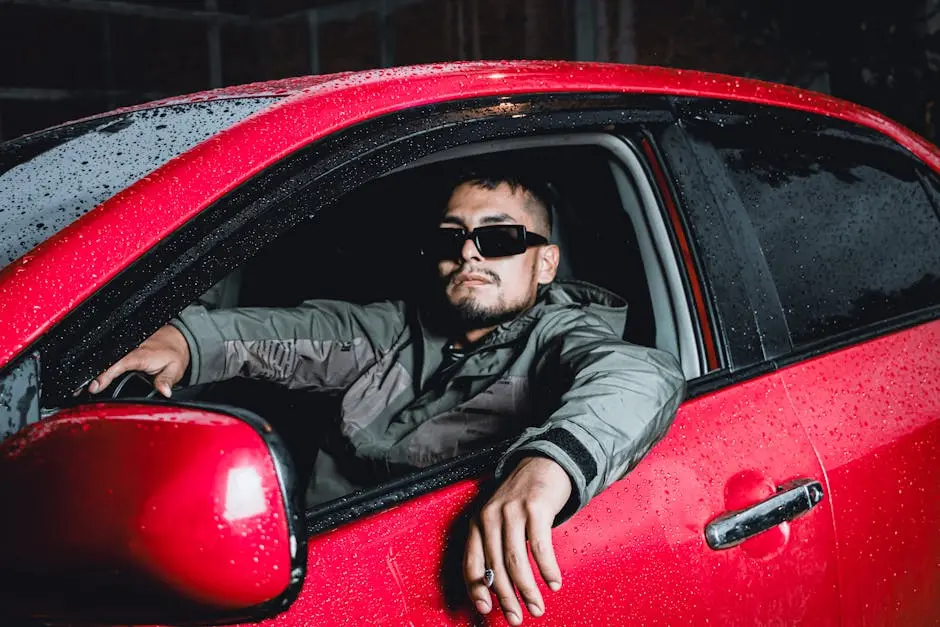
[705,478,824,550]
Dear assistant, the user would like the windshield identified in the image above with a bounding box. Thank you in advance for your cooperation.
[0,97,278,270]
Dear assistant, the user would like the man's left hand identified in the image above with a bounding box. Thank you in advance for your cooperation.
[463,456,572,625]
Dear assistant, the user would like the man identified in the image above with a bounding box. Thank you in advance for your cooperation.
[90,162,685,625]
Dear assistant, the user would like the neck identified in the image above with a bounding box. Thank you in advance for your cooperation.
[451,326,496,349]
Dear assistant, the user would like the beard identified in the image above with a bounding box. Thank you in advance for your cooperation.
[433,266,531,331]
[448,296,528,328]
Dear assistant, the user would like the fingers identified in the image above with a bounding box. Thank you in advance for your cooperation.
[480,506,524,626]
[465,457,571,622]
[91,353,181,397]
[503,508,544,618]
[88,354,144,394]
[463,520,492,615]
[527,511,562,592]
[153,361,185,398]
[470,503,551,625]
[152,375,173,399]
[87,325,190,396]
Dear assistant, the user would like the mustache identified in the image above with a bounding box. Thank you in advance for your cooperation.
[446,266,500,286]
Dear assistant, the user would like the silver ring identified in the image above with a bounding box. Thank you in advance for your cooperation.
[482,568,495,588]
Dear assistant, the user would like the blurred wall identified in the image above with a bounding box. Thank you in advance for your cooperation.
[2,0,938,142]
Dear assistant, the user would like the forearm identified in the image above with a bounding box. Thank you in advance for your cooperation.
[170,300,405,389]
[496,337,685,523]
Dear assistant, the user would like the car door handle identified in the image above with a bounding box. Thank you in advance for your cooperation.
[705,478,824,550]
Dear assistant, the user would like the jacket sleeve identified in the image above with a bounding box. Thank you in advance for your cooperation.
[494,311,686,524]
[168,299,407,390]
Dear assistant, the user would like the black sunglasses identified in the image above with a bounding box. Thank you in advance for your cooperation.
[424,224,549,260]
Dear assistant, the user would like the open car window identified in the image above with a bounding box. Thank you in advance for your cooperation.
[228,137,702,377]
[176,137,704,515]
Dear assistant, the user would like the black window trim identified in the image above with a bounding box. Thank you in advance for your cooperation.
[653,117,769,371]
[678,119,794,360]
[631,128,727,373]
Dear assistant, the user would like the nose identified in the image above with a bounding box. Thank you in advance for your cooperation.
[459,235,483,262]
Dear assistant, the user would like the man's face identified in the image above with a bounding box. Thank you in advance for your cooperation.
[436,181,559,329]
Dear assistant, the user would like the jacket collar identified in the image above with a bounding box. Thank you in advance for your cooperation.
[413,280,628,386]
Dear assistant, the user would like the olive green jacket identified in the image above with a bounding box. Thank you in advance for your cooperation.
[171,280,685,520]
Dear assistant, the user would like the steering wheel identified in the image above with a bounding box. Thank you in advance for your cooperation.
[108,371,164,400]
[105,370,206,402]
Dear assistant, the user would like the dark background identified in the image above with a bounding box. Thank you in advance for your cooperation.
[2,0,940,144]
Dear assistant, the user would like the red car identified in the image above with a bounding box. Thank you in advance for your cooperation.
[0,61,938,626]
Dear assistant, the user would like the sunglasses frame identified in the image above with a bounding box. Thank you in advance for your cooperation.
[428,224,549,259]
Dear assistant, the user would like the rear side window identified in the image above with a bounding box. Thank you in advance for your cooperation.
[691,109,940,347]
[0,97,277,270]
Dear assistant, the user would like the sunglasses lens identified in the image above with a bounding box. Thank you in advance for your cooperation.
[427,225,531,259]
[475,225,526,258]
[427,228,467,259]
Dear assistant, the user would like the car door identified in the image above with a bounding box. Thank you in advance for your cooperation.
[204,98,841,626]
[259,381,839,627]
[678,101,940,626]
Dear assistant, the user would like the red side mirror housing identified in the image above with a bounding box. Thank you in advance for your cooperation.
[0,402,306,625]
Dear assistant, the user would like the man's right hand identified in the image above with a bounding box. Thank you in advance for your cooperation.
[88,324,191,398]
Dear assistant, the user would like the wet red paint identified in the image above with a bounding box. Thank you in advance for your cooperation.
[0,404,292,617]
[198,371,841,626]
[779,320,940,625]
[1,61,938,368]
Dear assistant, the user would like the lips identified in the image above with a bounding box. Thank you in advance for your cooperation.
[453,273,494,286]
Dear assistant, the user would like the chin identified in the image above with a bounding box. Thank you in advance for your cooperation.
[449,294,488,311]
[450,286,491,303]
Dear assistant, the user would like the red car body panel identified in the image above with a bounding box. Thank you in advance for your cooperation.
[780,321,940,625]
[209,372,841,627]
[0,404,291,610]
[0,60,938,368]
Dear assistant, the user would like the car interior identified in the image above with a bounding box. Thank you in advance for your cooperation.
[106,137,702,505]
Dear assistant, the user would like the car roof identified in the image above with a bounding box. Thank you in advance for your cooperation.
[25,60,940,173]
[55,60,940,174]
[59,61,934,151]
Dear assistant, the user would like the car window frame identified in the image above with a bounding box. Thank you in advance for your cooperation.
[31,94,674,399]
[23,92,729,538]
[652,115,769,376]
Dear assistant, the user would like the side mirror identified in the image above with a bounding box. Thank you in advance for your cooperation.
[0,401,306,625]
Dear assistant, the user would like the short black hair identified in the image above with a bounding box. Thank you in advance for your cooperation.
[442,157,554,236]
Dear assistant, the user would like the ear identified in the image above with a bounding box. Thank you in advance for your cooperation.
[536,244,560,285]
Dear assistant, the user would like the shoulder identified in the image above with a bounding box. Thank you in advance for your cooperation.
[534,280,628,339]
[531,303,621,343]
